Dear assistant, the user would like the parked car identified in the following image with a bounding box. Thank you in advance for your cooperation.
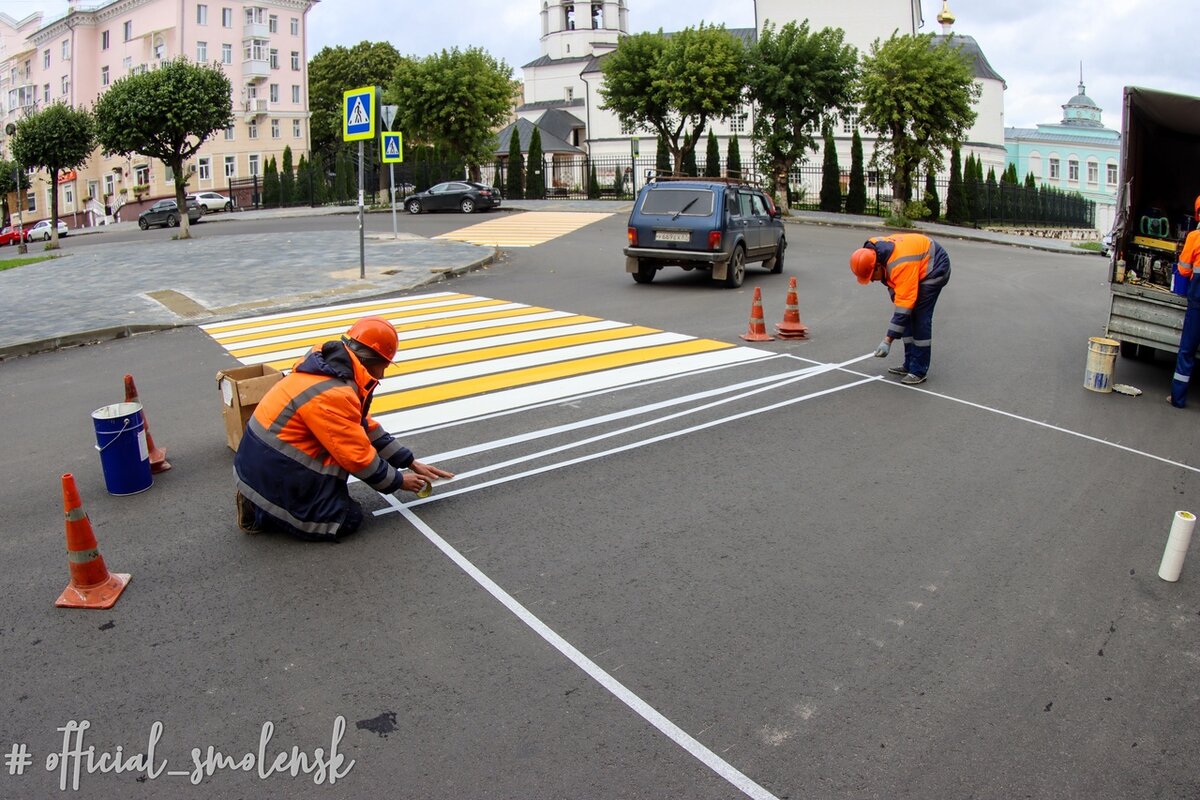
[623,178,786,288]
[0,224,25,245]
[25,219,69,241]
[404,181,501,214]
[1100,232,1113,257]
[138,198,203,230]
[187,191,232,212]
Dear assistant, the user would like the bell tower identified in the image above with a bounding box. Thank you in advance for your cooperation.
[540,0,627,60]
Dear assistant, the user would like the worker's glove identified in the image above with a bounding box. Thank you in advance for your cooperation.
[873,339,890,358]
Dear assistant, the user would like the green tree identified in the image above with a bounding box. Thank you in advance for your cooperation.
[819,123,841,212]
[280,145,295,207]
[747,21,858,211]
[93,57,232,238]
[525,127,545,199]
[923,169,940,221]
[10,103,95,246]
[505,129,524,200]
[390,47,514,182]
[985,165,998,223]
[334,149,353,203]
[310,151,328,205]
[962,153,978,222]
[726,133,742,179]
[682,137,698,176]
[655,133,671,175]
[846,128,866,214]
[600,25,744,173]
[307,42,404,167]
[296,154,311,205]
[858,33,979,218]
[262,156,279,206]
[944,145,964,224]
[0,158,30,226]
[588,162,600,199]
[704,130,721,177]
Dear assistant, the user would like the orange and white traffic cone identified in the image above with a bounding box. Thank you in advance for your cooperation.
[774,276,809,340]
[55,473,131,609]
[124,374,170,473]
[740,286,775,342]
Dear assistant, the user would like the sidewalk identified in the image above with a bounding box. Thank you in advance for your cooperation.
[0,201,1094,361]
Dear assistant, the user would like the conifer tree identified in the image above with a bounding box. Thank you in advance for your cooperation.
[845,129,867,214]
[588,162,600,199]
[525,127,545,199]
[819,123,841,212]
[682,136,698,177]
[705,130,721,177]
[656,134,671,176]
[945,145,964,224]
[726,133,742,179]
[506,129,524,200]
[280,145,295,207]
[923,169,940,221]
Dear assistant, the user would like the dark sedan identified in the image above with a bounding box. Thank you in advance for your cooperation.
[138,198,203,229]
[404,181,501,215]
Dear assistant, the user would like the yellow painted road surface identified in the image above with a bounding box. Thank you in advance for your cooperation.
[201,291,774,432]
[434,211,612,247]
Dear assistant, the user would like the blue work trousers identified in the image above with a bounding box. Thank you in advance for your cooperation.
[1170,277,1200,407]
[897,272,950,377]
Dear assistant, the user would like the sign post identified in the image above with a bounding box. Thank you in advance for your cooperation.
[342,85,377,279]
[381,104,399,239]
[630,137,640,196]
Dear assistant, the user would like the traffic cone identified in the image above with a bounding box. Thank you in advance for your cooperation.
[774,276,810,340]
[739,286,775,342]
[124,374,170,473]
[55,473,131,609]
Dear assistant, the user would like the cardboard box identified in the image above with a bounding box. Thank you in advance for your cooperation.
[215,364,283,451]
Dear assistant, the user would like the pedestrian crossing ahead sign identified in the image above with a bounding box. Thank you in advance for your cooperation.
[381,132,403,164]
[342,86,376,142]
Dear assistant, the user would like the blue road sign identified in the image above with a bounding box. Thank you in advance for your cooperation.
[343,86,376,142]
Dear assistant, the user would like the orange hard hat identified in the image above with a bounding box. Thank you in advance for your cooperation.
[346,316,399,362]
[850,247,877,284]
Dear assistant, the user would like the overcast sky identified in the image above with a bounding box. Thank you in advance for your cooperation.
[7,0,1199,130]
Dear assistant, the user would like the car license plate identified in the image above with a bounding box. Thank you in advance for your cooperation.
[656,231,689,242]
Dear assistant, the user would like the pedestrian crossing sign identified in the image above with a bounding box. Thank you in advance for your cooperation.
[381,132,403,164]
[342,86,376,142]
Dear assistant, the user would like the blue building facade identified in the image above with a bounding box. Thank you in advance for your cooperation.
[1005,80,1121,232]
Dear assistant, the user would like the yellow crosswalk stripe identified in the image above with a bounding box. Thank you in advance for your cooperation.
[201,292,470,338]
[435,211,611,247]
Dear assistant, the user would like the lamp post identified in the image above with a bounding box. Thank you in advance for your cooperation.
[5,122,26,254]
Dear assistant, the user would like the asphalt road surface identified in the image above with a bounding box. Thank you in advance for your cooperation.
[1,215,1197,799]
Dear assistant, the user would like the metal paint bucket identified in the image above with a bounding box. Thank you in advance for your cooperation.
[92,402,153,495]
[1084,337,1120,393]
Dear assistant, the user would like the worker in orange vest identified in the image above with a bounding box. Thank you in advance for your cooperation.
[234,316,454,541]
[849,233,952,385]
[1169,195,1200,408]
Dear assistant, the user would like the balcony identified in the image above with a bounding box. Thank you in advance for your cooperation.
[243,21,268,39]
[242,98,270,117]
[242,58,269,80]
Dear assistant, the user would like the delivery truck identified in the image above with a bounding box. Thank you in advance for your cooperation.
[1104,86,1200,358]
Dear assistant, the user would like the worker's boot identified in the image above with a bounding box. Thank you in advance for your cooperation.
[236,491,262,534]
[900,373,927,385]
[887,365,908,376]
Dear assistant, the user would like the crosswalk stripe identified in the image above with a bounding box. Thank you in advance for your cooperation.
[435,211,612,247]
[201,292,467,337]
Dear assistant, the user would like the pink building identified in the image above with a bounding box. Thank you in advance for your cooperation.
[0,0,318,228]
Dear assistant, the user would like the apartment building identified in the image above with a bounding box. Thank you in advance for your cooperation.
[0,0,317,228]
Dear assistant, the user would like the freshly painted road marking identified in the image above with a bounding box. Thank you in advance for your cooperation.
[434,211,612,247]
[200,292,774,432]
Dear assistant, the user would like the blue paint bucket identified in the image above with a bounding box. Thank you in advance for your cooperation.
[92,402,152,496]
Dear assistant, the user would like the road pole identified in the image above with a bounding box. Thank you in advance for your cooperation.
[390,162,397,239]
[358,140,365,280]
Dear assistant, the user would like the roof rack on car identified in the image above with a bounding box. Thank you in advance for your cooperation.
[645,170,762,188]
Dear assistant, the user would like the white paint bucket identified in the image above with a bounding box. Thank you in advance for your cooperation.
[1084,337,1120,393]
[1158,510,1196,582]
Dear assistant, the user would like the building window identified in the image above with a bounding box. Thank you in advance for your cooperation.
[197,4,207,24]
[222,7,232,27]
[196,41,207,62]
[269,83,278,103]
[1068,159,1079,182]
[87,181,98,200]
[101,30,110,49]
[245,7,263,24]
[224,125,234,141]
[290,17,299,35]
[1048,157,1060,180]
[222,44,232,64]
[291,51,300,70]
[122,56,132,71]
[198,156,211,180]
[64,185,74,206]
[164,164,175,183]
[841,112,857,134]
[101,66,109,86]
[248,154,260,177]
[43,49,50,69]
[124,21,132,41]
[1107,163,1118,186]
[104,174,115,197]
[271,119,280,138]
[292,118,301,138]
[26,191,35,213]
[135,164,150,184]
[1087,161,1098,185]
[224,155,236,178]
[269,49,279,69]
[62,40,70,60]
[728,104,747,134]
[61,76,69,95]
[291,85,300,103]
[268,14,277,32]
[247,121,258,139]
[43,84,50,103]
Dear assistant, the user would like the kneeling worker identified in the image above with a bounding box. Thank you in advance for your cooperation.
[849,233,951,385]
[234,316,454,541]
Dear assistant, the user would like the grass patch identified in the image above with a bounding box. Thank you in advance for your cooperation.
[1073,241,1102,253]
[0,254,57,271]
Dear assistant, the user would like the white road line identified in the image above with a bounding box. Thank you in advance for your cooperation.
[393,504,780,800]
